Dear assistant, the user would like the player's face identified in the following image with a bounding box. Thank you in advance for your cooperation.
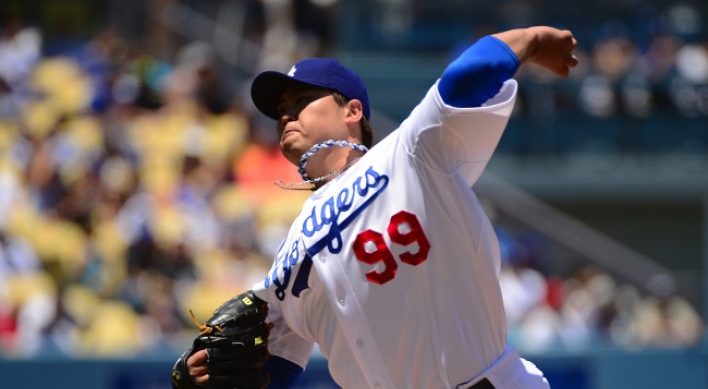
[276,85,352,165]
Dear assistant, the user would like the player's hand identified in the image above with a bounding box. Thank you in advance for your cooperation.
[171,291,271,389]
[187,349,209,385]
[525,26,578,77]
[493,26,579,78]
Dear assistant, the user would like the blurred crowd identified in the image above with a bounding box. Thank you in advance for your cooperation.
[0,0,705,359]
[367,0,708,153]
[0,16,312,358]
[493,225,703,353]
[505,7,708,154]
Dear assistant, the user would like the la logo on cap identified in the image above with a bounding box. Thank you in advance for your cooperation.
[287,66,297,77]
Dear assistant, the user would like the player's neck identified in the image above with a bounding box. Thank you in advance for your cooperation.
[307,148,364,189]
[275,140,368,191]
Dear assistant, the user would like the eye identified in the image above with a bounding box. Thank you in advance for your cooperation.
[296,95,315,107]
[277,95,308,117]
[276,103,286,117]
[277,100,295,117]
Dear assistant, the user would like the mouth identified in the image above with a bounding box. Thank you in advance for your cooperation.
[282,128,299,140]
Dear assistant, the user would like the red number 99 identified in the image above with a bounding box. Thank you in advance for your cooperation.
[352,211,430,285]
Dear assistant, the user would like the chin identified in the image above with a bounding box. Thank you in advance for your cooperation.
[281,145,303,165]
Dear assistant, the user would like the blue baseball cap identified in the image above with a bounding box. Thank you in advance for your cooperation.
[251,58,370,120]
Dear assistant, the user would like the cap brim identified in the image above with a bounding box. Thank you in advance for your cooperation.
[251,71,330,121]
[251,71,292,120]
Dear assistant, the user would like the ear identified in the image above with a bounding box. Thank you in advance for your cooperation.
[344,99,364,125]
[343,99,364,142]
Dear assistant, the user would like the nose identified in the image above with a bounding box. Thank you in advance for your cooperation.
[280,104,300,124]
[280,112,295,124]
[277,112,295,136]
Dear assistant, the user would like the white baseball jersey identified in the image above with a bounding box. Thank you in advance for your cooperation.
[252,79,549,389]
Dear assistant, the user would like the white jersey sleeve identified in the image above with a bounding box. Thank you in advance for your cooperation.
[255,293,315,369]
[398,79,517,186]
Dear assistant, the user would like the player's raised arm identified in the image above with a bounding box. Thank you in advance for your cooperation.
[493,26,578,77]
[438,26,578,108]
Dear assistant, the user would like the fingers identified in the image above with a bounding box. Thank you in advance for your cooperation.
[568,54,579,68]
[558,49,579,77]
[188,349,209,366]
[562,44,580,77]
[187,349,209,384]
[537,28,579,78]
[194,373,209,385]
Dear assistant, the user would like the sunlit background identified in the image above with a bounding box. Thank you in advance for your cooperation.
[1,1,707,388]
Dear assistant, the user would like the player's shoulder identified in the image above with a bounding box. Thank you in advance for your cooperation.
[438,79,518,113]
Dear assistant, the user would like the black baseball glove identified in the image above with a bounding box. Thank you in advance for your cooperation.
[171,290,272,389]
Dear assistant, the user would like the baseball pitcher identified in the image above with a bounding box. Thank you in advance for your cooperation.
[172,26,578,389]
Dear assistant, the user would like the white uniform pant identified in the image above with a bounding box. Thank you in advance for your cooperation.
[457,346,551,389]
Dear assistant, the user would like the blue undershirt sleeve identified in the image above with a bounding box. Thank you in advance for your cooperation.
[438,35,520,108]
[264,355,304,389]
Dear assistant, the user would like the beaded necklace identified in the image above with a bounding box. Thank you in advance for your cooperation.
[274,139,368,191]
[298,140,369,180]
[274,156,362,191]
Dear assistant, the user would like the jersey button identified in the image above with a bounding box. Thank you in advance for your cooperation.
[319,253,326,263]
[356,339,364,347]
[338,298,345,305]
[374,382,382,389]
